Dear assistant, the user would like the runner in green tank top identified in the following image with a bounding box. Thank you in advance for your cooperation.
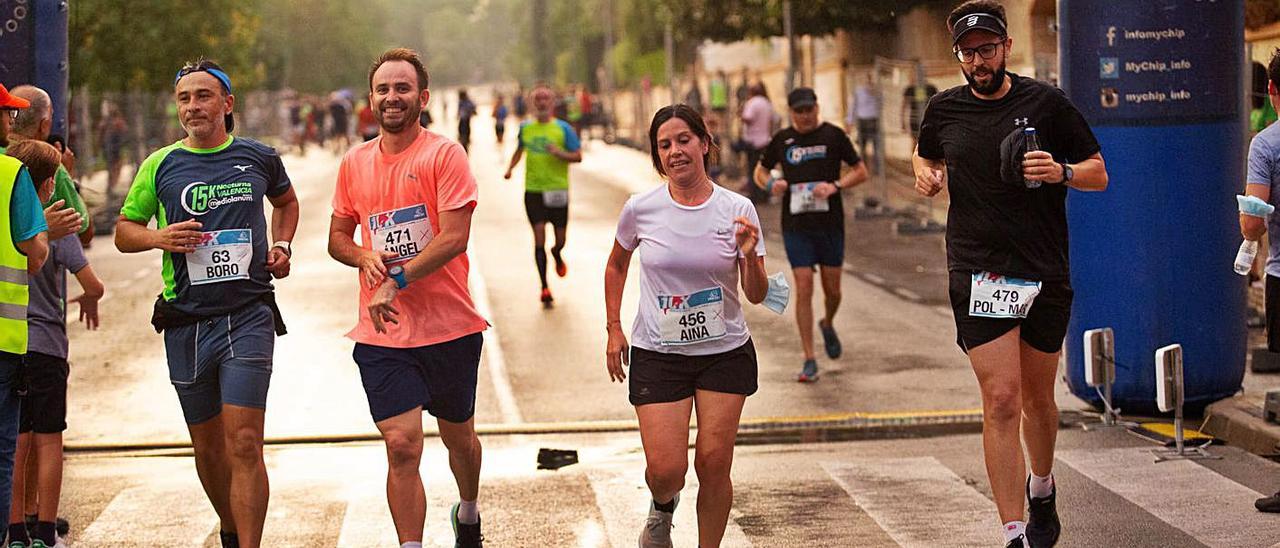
[503,84,582,307]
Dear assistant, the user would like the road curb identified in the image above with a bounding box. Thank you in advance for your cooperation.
[65,408,986,455]
[1202,394,1280,457]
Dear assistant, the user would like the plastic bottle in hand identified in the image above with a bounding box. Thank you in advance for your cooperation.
[1023,127,1041,189]
[1235,239,1259,276]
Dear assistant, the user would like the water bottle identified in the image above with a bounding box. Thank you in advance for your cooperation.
[1235,239,1259,275]
[1023,127,1041,189]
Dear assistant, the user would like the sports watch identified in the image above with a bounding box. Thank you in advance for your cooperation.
[1059,163,1074,185]
[272,241,292,258]
[388,265,408,289]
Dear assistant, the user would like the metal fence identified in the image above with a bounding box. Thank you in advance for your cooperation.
[65,89,295,175]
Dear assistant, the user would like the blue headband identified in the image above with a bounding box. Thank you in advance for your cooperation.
[174,67,233,94]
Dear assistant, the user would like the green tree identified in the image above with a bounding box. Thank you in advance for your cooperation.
[70,0,262,92]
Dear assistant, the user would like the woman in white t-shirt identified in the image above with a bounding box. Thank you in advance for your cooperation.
[604,104,768,547]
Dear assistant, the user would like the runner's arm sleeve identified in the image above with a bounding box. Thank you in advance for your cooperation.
[265,149,293,198]
[435,141,479,212]
[759,135,781,169]
[839,129,861,166]
[1248,135,1275,187]
[1050,90,1102,163]
[916,102,944,160]
[560,120,582,152]
[119,154,161,223]
[331,157,358,221]
[11,168,49,243]
[738,200,765,258]
[615,198,638,251]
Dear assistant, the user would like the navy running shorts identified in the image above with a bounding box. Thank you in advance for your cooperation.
[353,332,483,424]
[782,229,845,269]
[163,301,276,425]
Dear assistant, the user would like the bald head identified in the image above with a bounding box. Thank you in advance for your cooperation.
[10,86,51,140]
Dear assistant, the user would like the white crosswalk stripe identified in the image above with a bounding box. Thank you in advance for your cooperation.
[586,465,753,548]
[822,457,1000,548]
[58,443,1280,547]
[335,480,400,547]
[77,483,219,546]
[1058,446,1280,548]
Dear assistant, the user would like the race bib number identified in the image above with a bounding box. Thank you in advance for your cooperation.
[969,271,1042,319]
[543,189,569,208]
[789,182,830,214]
[657,287,727,346]
[188,229,253,286]
[369,204,433,264]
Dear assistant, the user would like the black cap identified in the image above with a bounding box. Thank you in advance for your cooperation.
[787,87,817,108]
[951,12,1007,46]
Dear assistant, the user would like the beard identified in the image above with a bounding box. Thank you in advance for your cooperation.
[964,63,1008,96]
[375,98,422,134]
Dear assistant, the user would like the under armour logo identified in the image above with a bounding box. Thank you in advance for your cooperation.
[1014,118,1028,126]
[232,165,252,172]
[967,15,979,27]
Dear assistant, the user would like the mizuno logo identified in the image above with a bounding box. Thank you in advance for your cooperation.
[967,15,979,27]
[233,165,252,172]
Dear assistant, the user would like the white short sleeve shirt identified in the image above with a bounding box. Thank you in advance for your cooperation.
[616,183,765,355]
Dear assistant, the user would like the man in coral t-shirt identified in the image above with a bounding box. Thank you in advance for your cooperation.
[328,48,488,548]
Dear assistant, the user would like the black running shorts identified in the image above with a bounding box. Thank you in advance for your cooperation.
[628,339,758,406]
[19,352,69,434]
[524,191,569,227]
[948,270,1074,354]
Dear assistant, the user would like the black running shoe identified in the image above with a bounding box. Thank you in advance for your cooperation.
[451,502,484,548]
[1026,477,1061,548]
[1005,534,1029,548]
[1256,491,1280,512]
[819,319,842,359]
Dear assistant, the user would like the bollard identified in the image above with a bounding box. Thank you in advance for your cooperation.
[1153,344,1220,463]
[1080,327,1136,431]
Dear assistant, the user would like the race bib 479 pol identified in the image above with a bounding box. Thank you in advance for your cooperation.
[969,271,1041,319]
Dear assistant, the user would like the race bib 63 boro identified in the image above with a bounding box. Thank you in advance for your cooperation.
[370,204,434,264]
[658,287,728,346]
[189,229,253,286]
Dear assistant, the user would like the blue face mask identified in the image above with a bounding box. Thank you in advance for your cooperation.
[762,271,791,315]
[1238,195,1275,218]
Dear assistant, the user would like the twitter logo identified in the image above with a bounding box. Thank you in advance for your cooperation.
[1100,57,1119,80]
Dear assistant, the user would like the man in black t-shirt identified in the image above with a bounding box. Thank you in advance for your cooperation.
[912,3,1109,548]
[754,87,868,383]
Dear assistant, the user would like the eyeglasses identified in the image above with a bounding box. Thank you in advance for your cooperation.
[1,109,16,122]
[954,41,1005,63]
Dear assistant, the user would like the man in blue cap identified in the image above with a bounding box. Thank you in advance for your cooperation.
[114,59,300,548]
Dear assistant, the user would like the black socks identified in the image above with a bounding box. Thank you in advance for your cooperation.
[534,247,549,288]
[653,498,676,513]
